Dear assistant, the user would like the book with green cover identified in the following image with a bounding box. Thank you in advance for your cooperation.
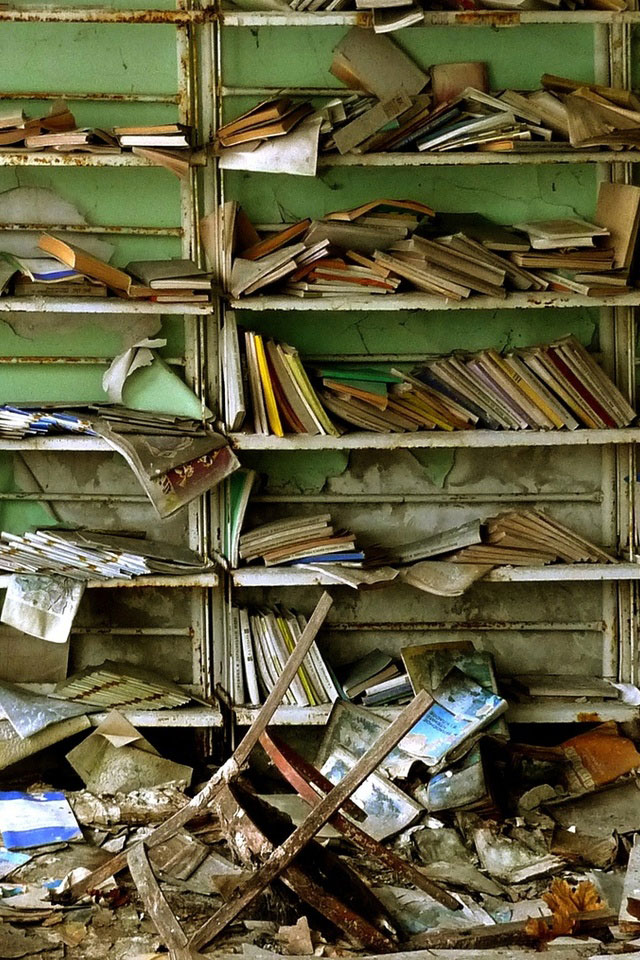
[224,468,256,567]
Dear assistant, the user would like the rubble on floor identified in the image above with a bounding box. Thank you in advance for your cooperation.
[0,594,639,959]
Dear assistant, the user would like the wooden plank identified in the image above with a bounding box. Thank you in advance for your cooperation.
[406,909,616,950]
[189,689,433,950]
[127,844,193,960]
[57,591,334,903]
[260,730,459,910]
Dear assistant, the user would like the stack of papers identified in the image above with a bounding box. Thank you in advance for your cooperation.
[0,529,211,579]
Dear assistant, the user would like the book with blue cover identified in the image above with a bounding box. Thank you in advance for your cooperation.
[399,667,507,767]
[0,791,82,850]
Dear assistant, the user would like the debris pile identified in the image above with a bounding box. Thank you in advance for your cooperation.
[0,592,639,960]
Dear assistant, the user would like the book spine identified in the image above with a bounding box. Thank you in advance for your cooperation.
[230,607,245,705]
[239,607,260,706]
[254,334,284,437]
[250,614,276,700]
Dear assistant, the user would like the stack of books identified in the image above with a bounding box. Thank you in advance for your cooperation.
[217,98,314,149]
[0,407,95,440]
[55,660,192,709]
[225,330,636,435]
[242,331,340,437]
[0,101,76,148]
[224,179,640,301]
[230,605,340,707]
[32,235,211,303]
[238,514,364,566]
[0,529,210,579]
[446,510,615,565]
[418,335,636,431]
[113,123,191,149]
[339,649,411,706]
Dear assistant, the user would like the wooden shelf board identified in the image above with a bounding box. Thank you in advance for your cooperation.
[221,8,640,25]
[89,706,222,727]
[232,563,640,587]
[319,151,640,167]
[0,573,218,588]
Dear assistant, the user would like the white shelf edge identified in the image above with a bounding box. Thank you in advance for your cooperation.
[319,150,640,168]
[0,297,212,315]
[89,706,222,727]
[0,7,212,23]
[220,7,640,25]
[0,573,217,588]
[232,562,640,586]
[234,699,638,725]
[230,427,640,451]
[230,290,640,312]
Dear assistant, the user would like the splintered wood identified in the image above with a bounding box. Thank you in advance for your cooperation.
[57,591,334,903]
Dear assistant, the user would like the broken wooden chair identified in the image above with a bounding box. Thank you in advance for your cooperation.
[56,591,454,956]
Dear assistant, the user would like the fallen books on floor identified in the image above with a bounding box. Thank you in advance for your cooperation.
[238,514,363,565]
[231,605,340,706]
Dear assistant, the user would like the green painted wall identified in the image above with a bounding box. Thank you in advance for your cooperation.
[0,20,183,530]
[222,23,608,503]
[0,19,623,532]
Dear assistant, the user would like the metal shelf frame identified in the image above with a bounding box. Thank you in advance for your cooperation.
[0,3,223,734]
[211,9,640,734]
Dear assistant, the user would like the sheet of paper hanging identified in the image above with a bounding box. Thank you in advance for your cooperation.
[102,338,167,404]
[1,574,85,644]
[91,418,226,475]
[219,117,323,177]
[0,679,89,738]
[95,421,240,518]
[0,186,115,259]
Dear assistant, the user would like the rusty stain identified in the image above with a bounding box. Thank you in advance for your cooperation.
[355,11,373,25]
[577,712,604,722]
[455,10,520,24]
[0,8,214,23]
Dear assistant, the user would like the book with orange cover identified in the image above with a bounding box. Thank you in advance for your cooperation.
[326,199,435,222]
[559,721,640,793]
[38,234,133,294]
[217,98,293,142]
[218,102,312,148]
[241,220,311,262]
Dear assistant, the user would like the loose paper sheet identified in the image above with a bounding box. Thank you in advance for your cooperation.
[1,574,85,644]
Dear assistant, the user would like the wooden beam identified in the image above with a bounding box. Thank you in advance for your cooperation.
[189,689,433,951]
[56,592,334,903]
[127,844,196,960]
[260,730,459,910]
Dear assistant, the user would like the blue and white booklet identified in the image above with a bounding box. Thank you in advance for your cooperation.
[399,667,508,767]
[0,791,83,850]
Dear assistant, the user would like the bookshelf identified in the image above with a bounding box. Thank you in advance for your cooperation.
[0,6,222,730]
[214,13,640,729]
